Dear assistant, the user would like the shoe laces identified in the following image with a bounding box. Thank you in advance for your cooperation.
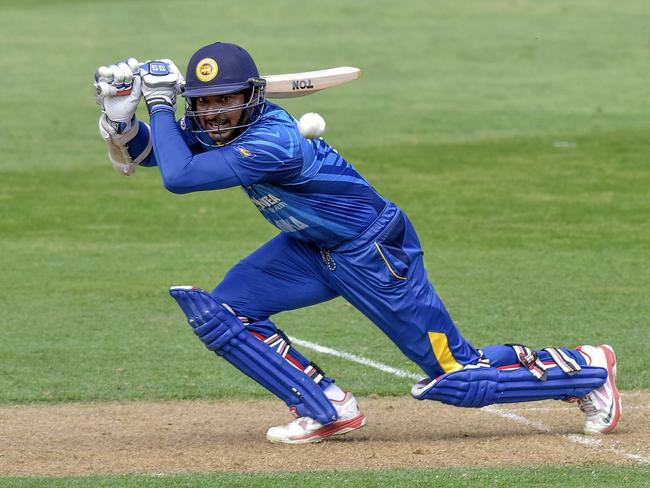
[293,416,316,426]
[577,394,599,418]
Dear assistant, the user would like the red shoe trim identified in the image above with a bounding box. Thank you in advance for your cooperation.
[576,345,594,366]
[598,345,621,433]
[290,413,366,442]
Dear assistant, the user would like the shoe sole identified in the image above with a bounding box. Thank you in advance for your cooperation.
[267,413,367,444]
[596,344,621,434]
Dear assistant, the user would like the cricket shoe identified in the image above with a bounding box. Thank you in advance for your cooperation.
[575,344,621,434]
[266,392,367,444]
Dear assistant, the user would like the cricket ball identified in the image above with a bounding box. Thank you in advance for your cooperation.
[298,112,326,139]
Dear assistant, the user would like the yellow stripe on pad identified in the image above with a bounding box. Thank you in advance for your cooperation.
[428,332,463,373]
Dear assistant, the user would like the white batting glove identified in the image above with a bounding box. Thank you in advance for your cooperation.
[94,58,142,134]
[98,112,145,177]
[140,59,185,115]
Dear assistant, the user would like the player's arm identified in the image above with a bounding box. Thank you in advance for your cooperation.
[140,60,240,193]
[94,59,157,175]
[149,111,240,193]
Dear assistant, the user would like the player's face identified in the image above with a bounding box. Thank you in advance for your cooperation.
[195,93,246,144]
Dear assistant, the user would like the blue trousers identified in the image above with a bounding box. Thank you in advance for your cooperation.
[212,203,587,387]
[212,203,490,382]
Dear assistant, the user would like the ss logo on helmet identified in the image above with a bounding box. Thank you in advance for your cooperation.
[196,58,218,82]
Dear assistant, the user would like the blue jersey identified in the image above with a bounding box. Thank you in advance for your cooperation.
[134,102,389,248]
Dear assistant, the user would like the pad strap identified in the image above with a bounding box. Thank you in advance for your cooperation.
[304,362,326,384]
[511,344,548,379]
[247,328,326,384]
[262,330,292,358]
[169,286,338,425]
[543,347,581,374]
[510,344,582,380]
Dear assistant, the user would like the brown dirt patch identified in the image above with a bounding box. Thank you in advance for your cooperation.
[1,393,648,477]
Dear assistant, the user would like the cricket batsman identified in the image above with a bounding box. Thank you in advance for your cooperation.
[94,42,621,443]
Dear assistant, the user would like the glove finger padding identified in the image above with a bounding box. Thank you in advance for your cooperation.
[94,65,114,105]
[140,60,184,90]
[94,58,141,101]
[117,61,134,84]
[95,65,114,84]
[94,58,143,128]
[99,79,142,126]
[159,59,185,94]
[140,59,184,115]
[109,64,125,85]
[126,57,140,73]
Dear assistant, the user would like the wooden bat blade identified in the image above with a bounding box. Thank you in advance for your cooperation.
[262,66,362,99]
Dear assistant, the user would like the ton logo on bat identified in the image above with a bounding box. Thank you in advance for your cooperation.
[292,79,314,91]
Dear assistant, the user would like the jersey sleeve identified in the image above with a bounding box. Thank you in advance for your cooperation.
[148,106,304,193]
[150,111,240,193]
[125,120,156,167]
[125,118,194,168]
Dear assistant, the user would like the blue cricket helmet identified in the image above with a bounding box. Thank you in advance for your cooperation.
[182,42,266,146]
[184,42,261,96]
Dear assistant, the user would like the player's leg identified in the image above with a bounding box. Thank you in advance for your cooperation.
[170,233,366,443]
[327,208,619,432]
[481,343,621,433]
[414,342,620,434]
[327,207,481,379]
[210,233,342,398]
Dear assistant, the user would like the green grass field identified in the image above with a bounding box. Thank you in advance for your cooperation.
[4,467,650,488]
[1,0,649,485]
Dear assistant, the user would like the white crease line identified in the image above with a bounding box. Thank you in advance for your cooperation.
[483,406,650,463]
[290,337,421,380]
[482,405,554,432]
[291,336,650,464]
[502,404,647,413]
[563,435,650,463]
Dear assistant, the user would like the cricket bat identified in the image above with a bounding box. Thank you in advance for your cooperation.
[96,65,362,99]
[262,66,362,98]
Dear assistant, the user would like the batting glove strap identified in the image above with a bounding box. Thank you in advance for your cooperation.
[99,113,139,145]
[146,96,175,115]
[102,114,136,136]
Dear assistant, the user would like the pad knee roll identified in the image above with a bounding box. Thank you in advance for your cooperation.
[169,286,338,425]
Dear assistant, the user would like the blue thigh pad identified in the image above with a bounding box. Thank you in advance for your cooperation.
[169,286,338,425]
[411,365,607,407]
